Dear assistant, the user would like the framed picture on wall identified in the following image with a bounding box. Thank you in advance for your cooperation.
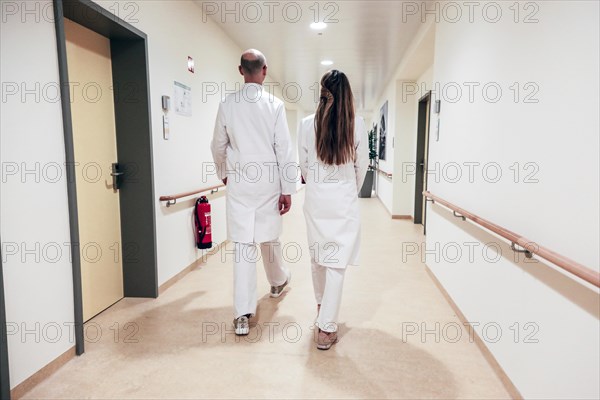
[379,101,388,161]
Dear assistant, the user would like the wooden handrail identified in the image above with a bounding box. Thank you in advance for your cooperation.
[375,167,393,179]
[160,184,225,207]
[424,191,600,288]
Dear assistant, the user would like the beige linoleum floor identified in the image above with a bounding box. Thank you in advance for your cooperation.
[23,191,511,399]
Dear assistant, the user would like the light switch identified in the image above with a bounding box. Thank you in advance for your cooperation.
[162,95,170,111]
[163,115,170,140]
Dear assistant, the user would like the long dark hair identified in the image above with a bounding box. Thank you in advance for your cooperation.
[314,70,355,165]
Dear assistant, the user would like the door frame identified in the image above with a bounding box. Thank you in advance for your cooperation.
[53,0,158,355]
[0,239,10,399]
[413,91,432,233]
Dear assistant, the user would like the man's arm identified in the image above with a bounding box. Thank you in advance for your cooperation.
[210,103,229,184]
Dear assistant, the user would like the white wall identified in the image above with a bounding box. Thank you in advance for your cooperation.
[393,67,434,218]
[426,1,599,398]
[1,0,76,387]
[371,21,436,217]
[371,83,395,214]
[392,79,417,216]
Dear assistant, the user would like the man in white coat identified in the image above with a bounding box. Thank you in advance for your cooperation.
[211,49,297,336]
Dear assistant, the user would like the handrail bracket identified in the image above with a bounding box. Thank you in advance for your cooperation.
[453,211,466,221]
[511,242,533,259]
[166,199,177,208]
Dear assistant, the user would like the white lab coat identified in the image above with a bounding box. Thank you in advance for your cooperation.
[211,83,297,244]
[298,114,369,269]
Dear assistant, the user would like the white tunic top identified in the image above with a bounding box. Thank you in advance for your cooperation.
[211,83,297,244]
[298,114,369,268]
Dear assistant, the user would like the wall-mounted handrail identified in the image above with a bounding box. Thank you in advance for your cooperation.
[375,167,393,180]
[160,184,225,207]
[424,191,600,288]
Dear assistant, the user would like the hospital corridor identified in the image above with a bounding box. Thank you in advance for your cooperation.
[16,193,512,399]
[1,1,599,399]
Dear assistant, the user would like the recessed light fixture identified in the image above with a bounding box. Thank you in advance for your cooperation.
[321,60,334,66]
[310,22,327,30]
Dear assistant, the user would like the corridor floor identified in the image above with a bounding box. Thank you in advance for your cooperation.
[23,192,511,399]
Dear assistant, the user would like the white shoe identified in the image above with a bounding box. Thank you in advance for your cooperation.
[234,315,249,336]
[270,271,291,298]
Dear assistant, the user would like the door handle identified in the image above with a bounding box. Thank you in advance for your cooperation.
[111,163,123,190]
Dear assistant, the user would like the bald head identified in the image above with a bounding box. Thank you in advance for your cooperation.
[239,49,267,83]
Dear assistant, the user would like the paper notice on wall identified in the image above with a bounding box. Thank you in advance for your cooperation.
[174,81,192,116]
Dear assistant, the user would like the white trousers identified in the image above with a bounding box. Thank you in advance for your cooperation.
[233,240,288,319]
[312,261,346,333]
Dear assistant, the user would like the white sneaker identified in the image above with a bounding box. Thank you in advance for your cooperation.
[270,271,291,298]
[234,315,249,336]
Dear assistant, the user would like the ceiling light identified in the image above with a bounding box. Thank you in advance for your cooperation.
[321,60,334,66]
[310,22,327,30]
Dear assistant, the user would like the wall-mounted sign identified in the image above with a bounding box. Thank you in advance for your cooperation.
[187,56,195,73]
[174,81,192,117]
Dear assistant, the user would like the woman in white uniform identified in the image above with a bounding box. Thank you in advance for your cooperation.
[298,70,369,350]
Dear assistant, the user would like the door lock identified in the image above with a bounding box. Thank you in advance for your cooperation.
[111,163,124,190]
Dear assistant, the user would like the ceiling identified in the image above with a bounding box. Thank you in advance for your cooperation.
[197,1,427,113]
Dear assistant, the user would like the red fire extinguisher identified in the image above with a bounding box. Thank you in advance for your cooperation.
[194,196,212,249]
